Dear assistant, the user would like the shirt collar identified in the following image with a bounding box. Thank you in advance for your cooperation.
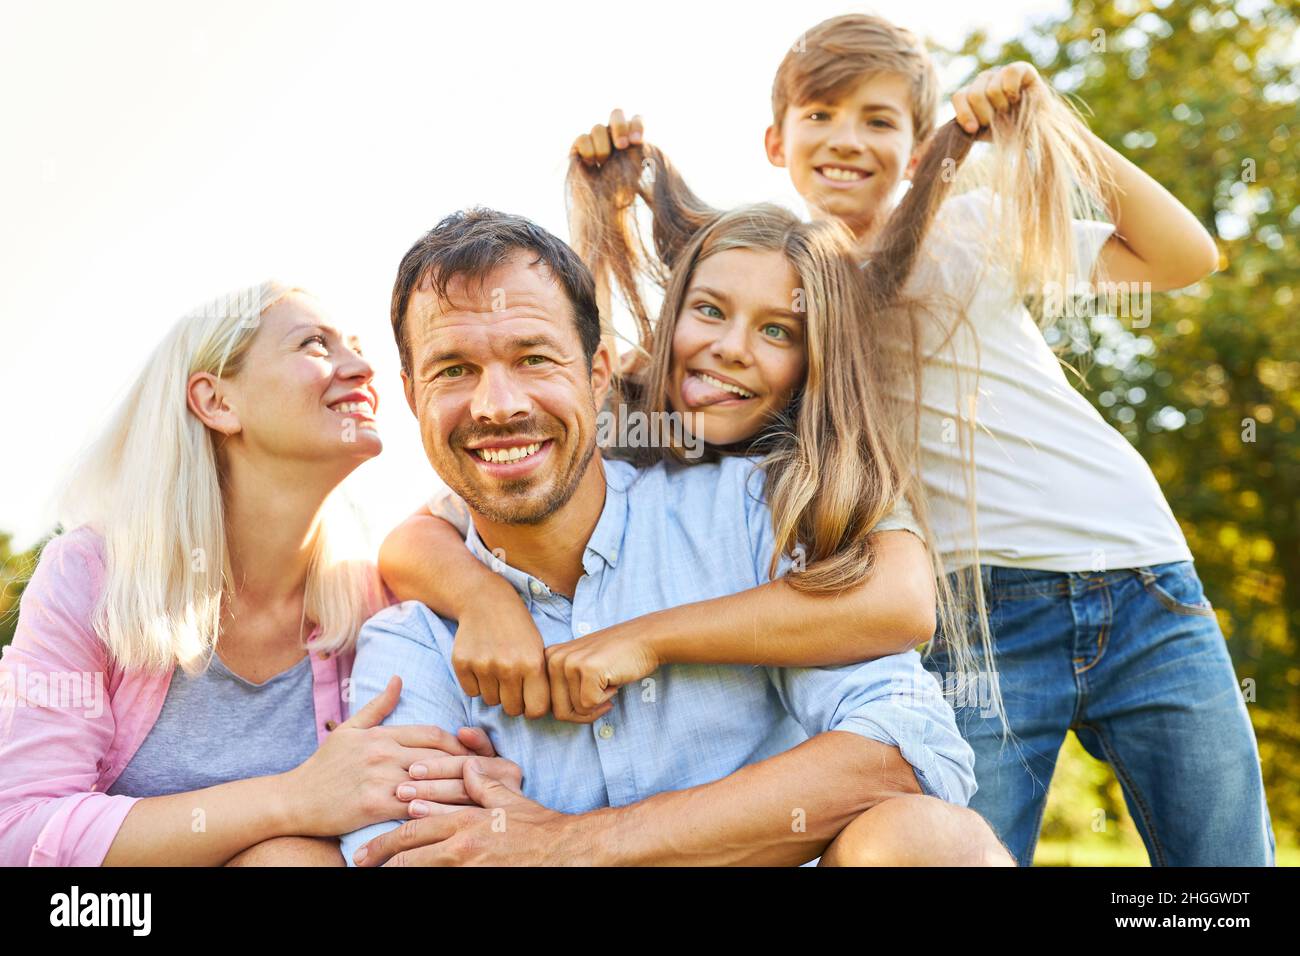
[461,458,632,602]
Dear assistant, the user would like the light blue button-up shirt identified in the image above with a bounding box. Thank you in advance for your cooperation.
[340,456,975,863]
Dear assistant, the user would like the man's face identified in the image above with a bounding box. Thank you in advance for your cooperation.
[765,71,921,239]
[401,252,612,525]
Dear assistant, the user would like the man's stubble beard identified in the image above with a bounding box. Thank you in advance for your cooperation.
[444,430,599,527]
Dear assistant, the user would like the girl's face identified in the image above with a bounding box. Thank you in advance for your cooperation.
[219,292,382,467]
[668,248,807,447]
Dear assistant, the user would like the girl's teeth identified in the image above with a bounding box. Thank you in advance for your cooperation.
[475,442,543,464]
[697,372,754,398]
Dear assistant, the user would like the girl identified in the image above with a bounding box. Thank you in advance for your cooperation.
[377,116,1002,728]
[0,281,517,866]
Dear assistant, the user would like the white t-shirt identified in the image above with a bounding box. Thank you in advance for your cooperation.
[894,188,1192,573]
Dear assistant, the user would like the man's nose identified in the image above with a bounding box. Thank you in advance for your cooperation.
[470,366,531,424]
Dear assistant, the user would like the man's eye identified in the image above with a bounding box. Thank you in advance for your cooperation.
[761,323,791,341]
[521,355,549,367]
[439,365,466,379]
[696,303,724,319]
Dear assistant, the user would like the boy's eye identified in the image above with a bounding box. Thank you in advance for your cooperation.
[807,110,830,121]
[869,118,895,129]
[696,303,724,319]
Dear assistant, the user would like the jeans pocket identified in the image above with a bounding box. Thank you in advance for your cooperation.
[1136,563,1217,618]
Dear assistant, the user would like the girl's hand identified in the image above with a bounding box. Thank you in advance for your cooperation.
[452,595,551,719]
[282,676,474,836]
[572,107,644,166]
[951,61,1042,138]
[396,726,525,816]
[544,627,660,722]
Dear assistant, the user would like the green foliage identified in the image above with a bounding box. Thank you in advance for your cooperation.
[943,0,1299,854]
[0,532,43,650]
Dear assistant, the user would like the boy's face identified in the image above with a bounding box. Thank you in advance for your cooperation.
[765,71,922,240]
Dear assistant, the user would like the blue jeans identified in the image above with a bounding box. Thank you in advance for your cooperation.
[924,561,1275,866]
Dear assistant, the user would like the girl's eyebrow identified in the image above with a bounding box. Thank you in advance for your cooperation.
[695,284,801,321]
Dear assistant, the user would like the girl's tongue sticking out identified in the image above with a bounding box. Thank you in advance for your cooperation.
[680,370,754,408]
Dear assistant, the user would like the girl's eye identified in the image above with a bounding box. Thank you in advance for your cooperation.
[696,303,724,319]
[761,323,791,341]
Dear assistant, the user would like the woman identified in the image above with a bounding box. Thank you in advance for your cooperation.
[0,280,517,866]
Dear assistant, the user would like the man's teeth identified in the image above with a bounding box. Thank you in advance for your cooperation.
[696,372,755,398]
[331,401,372,415]
[820,166,867,181]
[474,442,543,464]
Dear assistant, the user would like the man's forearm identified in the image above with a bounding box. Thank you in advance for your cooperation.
[574,730,924,866]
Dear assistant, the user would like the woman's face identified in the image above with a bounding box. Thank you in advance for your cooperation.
[668,248,807,447]
[221,292,382,467]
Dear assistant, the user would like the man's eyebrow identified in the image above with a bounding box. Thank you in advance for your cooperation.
[417,334,568,372]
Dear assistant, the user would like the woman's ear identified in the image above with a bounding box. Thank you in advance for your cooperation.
[187,371,241,435]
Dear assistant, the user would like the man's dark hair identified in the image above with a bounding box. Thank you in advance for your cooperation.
[390,207,602,373]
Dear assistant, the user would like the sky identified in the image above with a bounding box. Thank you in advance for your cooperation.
[0,0,1068,550]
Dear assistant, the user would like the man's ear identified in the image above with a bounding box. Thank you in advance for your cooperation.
[401,368,418,418]
[764,124,787,168]
[589,340,614,410]
[186,372,241,435]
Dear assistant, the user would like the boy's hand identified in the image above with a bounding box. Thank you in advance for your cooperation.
[571,107,644,166]
[544,627,660,722]
[951,61,1042,137]
[452,596,550,719]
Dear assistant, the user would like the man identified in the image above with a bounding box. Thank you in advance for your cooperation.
[342,207,1012,866]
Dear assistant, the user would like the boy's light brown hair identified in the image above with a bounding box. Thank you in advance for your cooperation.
[771,14,942,145]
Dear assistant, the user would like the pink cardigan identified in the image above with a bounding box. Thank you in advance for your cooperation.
[0,527,355,866]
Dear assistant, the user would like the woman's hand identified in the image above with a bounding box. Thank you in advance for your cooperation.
[951,61,1042,138]
[544,626,661,722]
[571,107,644,166]
[452,594,551,719]
[280,675,475,836]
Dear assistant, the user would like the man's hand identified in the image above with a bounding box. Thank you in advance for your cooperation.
[396,727,524,815]
[571,107,644,166]
[452,598,550,719]
[355,760,589,866]
[543,627,659,722]
[951,61,1042,138]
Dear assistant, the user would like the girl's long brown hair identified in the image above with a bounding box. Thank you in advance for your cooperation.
[566,84,1116,728]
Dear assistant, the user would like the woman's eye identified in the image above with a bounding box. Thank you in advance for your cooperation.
[761,323,791,341]
[302,334,328,351]
[696,303,724,319]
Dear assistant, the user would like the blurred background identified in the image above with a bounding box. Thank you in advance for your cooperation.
[1,0,1296,864]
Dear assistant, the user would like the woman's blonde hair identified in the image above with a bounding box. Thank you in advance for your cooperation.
[59,281,385,675]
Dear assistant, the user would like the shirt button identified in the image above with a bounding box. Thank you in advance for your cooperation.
[598,724,614,740]
[577,621,593,635]
[529,581,543,596]
[324,720,338,732]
